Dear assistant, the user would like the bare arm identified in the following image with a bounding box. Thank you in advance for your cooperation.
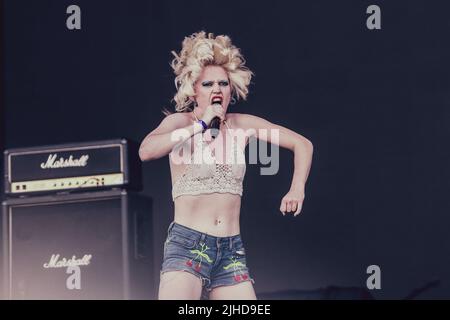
[236,113,314,215]
[139,113,203,161]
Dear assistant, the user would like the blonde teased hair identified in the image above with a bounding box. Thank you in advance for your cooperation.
[166,31,253,114]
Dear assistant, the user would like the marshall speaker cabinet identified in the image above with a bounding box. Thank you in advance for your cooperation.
[3,138,142,196]
[1,189,154,300]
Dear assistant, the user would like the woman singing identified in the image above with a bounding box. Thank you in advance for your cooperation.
[139,31,313,300]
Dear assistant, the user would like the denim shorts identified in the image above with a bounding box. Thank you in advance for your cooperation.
[160,221,255,299]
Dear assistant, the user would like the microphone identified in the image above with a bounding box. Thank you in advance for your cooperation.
[209,102,222,139]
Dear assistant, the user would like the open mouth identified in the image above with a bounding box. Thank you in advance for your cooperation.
[211,96,223,104]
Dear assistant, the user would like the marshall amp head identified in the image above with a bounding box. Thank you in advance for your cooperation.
[4,139,142,196]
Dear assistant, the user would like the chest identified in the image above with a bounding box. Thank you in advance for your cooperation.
[191,130,247,165]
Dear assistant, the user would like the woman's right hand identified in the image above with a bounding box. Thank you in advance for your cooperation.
[201,104,226,126]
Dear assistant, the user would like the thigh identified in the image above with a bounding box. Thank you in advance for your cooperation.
[159,224,212,300]
[209,281,257,300]
[209,237,256,300]
[158,271,203,300]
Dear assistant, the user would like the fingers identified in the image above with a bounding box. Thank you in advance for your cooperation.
[205,104,225,121]
[279,201,287,216]
[294,203,302,216]
[280,198,303,216]
[286,201,293,213]
[213,105,225,121]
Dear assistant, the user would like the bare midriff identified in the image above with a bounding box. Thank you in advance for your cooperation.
[170,113,247,237]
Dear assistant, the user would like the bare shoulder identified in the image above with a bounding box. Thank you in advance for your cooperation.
[227,113,252,127]
[227,113,270,130]
[164,112,192,126]
[148,112,192,136]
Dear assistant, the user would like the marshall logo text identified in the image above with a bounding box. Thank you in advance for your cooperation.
[40,154,89,169]
[43,254,92,269]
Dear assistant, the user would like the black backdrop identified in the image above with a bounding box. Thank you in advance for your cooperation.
[2,0,450,299]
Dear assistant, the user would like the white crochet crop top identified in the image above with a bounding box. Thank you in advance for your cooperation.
[171,112,246,201]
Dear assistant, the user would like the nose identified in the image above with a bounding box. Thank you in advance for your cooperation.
[212,82,221,93]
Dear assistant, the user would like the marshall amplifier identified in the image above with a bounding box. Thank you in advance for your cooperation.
[1,189,154,300]
[3,138,142,196]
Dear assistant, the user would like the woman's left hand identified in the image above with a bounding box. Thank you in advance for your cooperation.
[280,189,305,216]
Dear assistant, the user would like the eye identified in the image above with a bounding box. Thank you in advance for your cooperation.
[202,81,213,87]
[219,80,229,87]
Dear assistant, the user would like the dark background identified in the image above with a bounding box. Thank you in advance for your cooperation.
[2,0,450,299]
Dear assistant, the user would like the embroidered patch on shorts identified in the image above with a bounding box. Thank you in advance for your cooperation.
[223,257,249,282]
[185,242,212,272]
